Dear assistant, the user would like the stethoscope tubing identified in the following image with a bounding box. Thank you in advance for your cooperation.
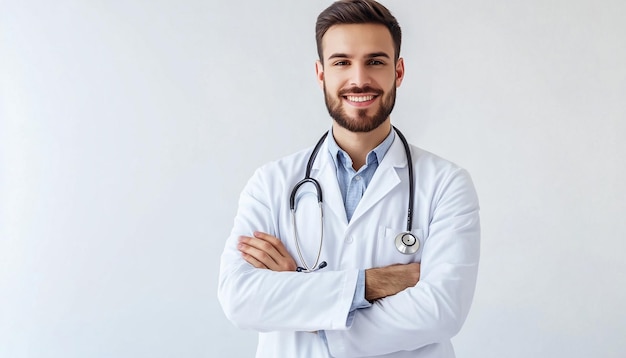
[289,132,328,210]
[392,126,414,233]
[289,126,416,272]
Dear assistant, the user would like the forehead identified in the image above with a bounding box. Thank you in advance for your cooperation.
[321,23,394,59]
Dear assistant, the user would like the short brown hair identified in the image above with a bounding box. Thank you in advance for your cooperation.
[315,0,402,63]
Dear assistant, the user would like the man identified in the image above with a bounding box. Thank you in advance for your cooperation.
[218,1,480,357]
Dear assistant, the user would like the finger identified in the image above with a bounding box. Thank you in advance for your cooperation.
[238,241,279,269]
[241,251,268,269]
[252,232,298,271]
[245,233,297,271]
[242,235,283,262]
[253,232,291,258]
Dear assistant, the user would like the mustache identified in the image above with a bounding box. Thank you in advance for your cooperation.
[338,86,383,96]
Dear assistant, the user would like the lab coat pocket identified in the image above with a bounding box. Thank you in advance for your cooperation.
[374,226,423,267]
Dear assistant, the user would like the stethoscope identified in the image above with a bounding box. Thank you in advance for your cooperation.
[289,126,419,272]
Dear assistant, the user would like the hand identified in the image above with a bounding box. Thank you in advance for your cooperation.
[365,262,421,302]
[238,231,297,271]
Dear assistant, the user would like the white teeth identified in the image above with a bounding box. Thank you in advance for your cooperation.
[346,95,374,102]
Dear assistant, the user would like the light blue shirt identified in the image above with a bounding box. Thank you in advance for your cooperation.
[326,128,396,222]
[319,127,395,338]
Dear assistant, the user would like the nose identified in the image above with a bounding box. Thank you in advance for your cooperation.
[350,63,370,88]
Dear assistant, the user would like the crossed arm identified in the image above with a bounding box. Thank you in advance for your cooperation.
[221,165,480,357]
[238,231,420,301]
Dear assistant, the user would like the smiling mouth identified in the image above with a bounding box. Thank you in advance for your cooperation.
[343,95,378,103]
[345,95,376,102]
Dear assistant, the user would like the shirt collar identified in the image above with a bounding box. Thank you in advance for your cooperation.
[327,126,396,170]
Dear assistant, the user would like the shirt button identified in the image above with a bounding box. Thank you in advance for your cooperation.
[355,176,361,181]
[345,236,354,244]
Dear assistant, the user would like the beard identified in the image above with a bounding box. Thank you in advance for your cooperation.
[323,83,396,133]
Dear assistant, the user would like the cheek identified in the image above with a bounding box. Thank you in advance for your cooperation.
[324,81,342,96]
[377,72,397,87]
[323,71,347,89]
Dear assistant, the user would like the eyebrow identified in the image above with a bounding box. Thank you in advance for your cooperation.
[326,52,391,61]
[366,52,391,59]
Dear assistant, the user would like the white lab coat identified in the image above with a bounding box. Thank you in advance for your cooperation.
[218,134,480,358]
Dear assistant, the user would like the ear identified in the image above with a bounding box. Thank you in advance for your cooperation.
[315,60,325,90]
[395,57,405,88]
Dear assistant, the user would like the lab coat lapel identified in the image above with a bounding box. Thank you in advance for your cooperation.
[348,136,406,226]
[310,140,349,226]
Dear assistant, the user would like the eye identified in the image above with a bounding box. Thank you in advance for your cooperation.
[368,59,385,65]
[333,60,350,66]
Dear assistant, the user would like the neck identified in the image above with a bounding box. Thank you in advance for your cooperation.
[332,119,392,170]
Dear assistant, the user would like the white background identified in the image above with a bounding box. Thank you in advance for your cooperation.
[1,0,625,357]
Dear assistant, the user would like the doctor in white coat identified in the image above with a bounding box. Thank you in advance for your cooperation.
[218,1,480,357]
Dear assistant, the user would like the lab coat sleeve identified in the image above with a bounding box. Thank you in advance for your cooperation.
[218,166,360,332]
[324,168,481,357]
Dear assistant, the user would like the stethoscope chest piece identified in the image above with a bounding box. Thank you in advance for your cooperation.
[395,232,420,254]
